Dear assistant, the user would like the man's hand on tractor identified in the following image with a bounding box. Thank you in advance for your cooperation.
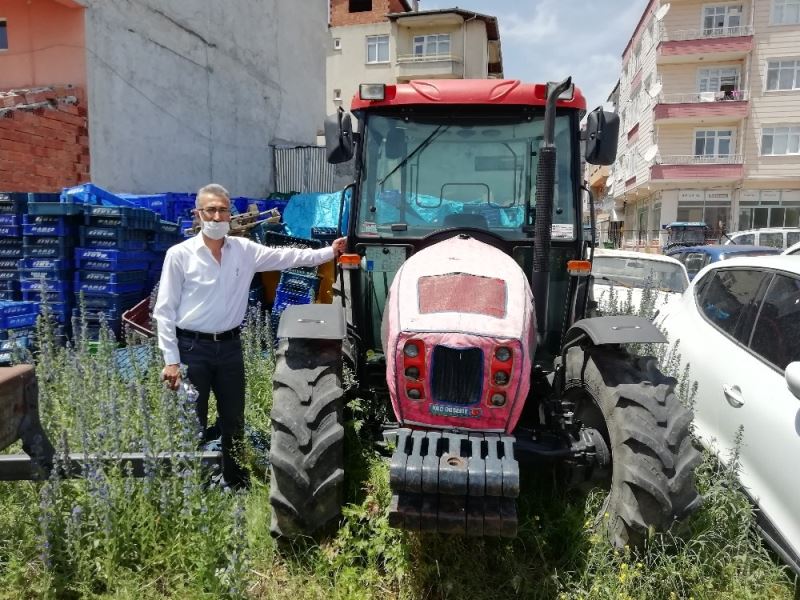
[332,237,347,259]
[162,363,181,390]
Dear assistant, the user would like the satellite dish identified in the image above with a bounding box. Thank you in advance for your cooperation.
[642,145,659,162]
[649,81,663,98]
[655,3,671,21]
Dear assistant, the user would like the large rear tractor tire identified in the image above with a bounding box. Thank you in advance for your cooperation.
[269,338,345,539]
[563,345,702,548]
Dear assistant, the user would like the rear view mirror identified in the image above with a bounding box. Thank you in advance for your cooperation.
[385,127,407,160]
[585,107,619,166]
[324,108,354,164]
[786,362,800,400]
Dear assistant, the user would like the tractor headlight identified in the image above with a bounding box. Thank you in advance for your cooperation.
[494,371,509,386]
[490,392,506,407]
[403,343,419,358]
[495,347,511,362]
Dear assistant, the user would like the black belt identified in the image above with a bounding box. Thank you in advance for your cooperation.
[176,326,241,341]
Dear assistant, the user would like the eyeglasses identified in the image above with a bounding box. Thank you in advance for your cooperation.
[197,207,231,216]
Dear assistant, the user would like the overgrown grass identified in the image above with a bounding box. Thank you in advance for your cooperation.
[0,307,797,599]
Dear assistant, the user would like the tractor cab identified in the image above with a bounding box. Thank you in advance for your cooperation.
[663,221,709,252]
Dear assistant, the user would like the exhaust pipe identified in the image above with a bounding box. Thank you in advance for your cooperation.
[532,76,572,344]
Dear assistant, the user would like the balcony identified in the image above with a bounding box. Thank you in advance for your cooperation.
[658,26,753,64]
[650,154,744,182]
[396,53,463,80]
[654,91,749,124]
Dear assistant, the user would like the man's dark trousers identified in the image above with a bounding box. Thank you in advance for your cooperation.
[177,335,248,487]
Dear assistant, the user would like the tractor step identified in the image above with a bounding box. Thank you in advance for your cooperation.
[386,428,519,537]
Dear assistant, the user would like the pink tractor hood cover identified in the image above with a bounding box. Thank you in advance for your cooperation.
[382,235,536,433]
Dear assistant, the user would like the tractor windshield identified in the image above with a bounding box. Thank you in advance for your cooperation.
[357,112,577,240]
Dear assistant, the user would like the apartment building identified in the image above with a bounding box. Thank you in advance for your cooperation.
[609,0,800,250]
[327,0,503,116]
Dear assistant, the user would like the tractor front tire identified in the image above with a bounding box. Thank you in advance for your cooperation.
[269,338,345,540]
[563,345,701,548]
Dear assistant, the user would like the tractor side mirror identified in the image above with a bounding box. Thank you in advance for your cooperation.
[324,108,354,164]
[585,108,619,166]
[385,127,407,160]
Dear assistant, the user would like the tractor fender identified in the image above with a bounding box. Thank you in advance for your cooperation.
[276,299,346,340]
[562,315,666,350]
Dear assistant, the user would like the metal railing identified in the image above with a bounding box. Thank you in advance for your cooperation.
[662,25,753,41]
[396,53,463,64]
[658,154,743,165]
[658,90,748,104]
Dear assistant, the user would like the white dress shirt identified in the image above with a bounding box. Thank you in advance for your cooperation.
[154,234,334,365]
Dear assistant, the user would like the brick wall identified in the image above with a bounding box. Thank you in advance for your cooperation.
[330,0,410,27]
[0,86,89,193]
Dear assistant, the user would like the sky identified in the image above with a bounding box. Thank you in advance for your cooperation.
[421,0,650,110]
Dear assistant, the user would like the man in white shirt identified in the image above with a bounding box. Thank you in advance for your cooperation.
[153,183,345,489]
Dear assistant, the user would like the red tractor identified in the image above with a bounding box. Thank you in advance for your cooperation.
[268,78,700,545]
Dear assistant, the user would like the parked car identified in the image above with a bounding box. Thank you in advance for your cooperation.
[655,255,800,574]
[666,244,781,280]
[723,227,800,250]
[783,241,800,256]
[591,249,689,314]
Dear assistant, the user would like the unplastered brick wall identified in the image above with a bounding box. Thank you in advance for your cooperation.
[330,0,410,27]
[0,86,90,193]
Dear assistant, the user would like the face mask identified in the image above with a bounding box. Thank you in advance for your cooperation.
[202,220,229,240]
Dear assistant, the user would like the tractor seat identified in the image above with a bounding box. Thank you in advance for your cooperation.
[443,213,489,229]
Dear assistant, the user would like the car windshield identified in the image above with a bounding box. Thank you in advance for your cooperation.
[357,112,576,240]
[592,256,688,293]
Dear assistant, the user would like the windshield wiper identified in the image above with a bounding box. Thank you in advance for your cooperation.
[378,125,448,187]
[594,275,633,289]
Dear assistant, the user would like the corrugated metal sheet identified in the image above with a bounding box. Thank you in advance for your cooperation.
[273,146,339,194]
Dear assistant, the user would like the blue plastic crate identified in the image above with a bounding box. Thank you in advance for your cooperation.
[0,280,20,292]
[23,236,74,250]
[80,226,149,242]
[0,192,28,214]
[277,271,319,297]
[164,193,197,222]
[19,257,73,271]
[76,281,145,295]
[77,270,147,285]
[74,248,153,264]
[0,247,23,258]
[0,301,38,318]
[78,292,142,311]
[0,215,19,226]
[85,205,158,230]
[22,246,72,259]
[0,270,18,281]
[0,237,21,247]
[0,259,18,270]
[0,291,20,301]
[21,279,72,293]
[21,269,71,281]
[156,220,180,235]
[1,312,38,329]
[26,202,84,216]
[27,193,61,203]
[261,231,323,250]
[80,238,149,251]
[61,183,136,207]
[118,194,169,219]
[0,326,37,341]
[311,227,339,246]
[0,336,32,351]
[0,225,21,237]
[22,289,72,303]
[78,258,149,272]
[22,222,75,236]
[22,214,74,226]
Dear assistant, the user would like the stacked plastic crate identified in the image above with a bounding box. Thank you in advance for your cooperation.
[70,186,155,340]
[0,193,26,302]
[20,193,80,340]
[265,232,323,336]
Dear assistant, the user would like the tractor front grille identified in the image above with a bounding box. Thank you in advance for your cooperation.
[430,346,483,405]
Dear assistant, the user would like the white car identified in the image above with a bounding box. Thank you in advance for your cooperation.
[783,241,800,256]
[591,249,689,315]
[656,255,800,574]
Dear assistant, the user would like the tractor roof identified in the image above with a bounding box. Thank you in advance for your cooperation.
[350,79,587,112]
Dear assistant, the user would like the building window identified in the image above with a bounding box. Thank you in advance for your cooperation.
[333,89,342,103]
[698,67,741,95]
[333,38,342,50]
[739,191,800,229]
[761,125,800,154]
[695,129,733,157]
[766,59,800,90]
[349,0,372,13]
[703,5,743,36]
[772,0,800,24]
[413,34,451,56]
[0,20,7,51]
[366,35,389,64]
